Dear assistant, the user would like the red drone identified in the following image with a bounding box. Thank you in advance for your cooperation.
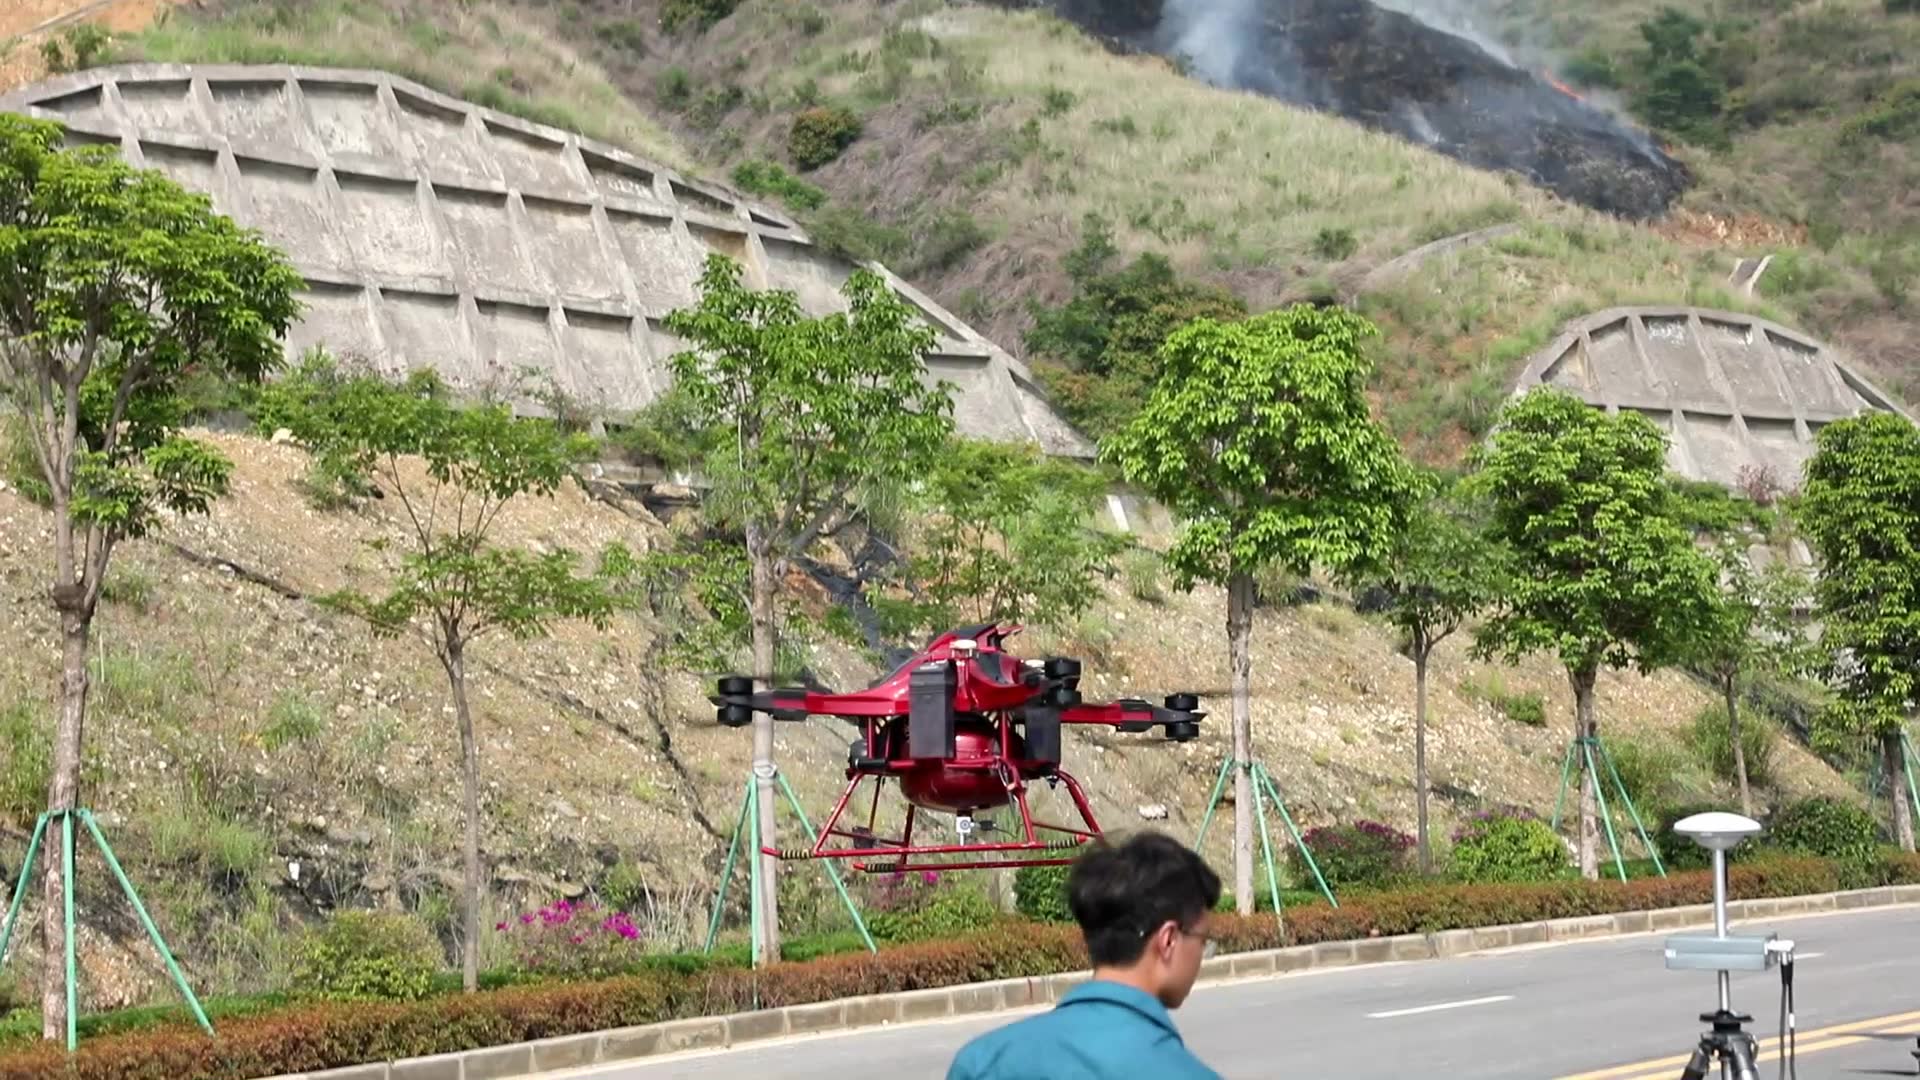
[711,623,1206,873]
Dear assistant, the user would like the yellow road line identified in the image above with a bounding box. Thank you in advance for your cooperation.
[1555,1008,1920,1079]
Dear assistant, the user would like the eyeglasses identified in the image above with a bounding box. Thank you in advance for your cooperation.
[1143,922,1218,959]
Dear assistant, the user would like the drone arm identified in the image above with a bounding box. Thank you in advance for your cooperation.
[1053,696,1206,741]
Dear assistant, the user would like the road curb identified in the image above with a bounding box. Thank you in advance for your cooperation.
[277,885,1920,1079]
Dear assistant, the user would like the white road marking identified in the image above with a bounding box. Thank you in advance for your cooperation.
[1795,951,1825,959]
[1367,994,1514,1019]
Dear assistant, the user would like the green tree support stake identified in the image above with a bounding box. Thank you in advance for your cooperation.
[0,812,48,968]
[1245,763,1283,916]
[703,770,877,964]
[1553,736,1663,880]
[1902,730,1920,831]
[80,811,211,1035]
[63,811,76,1051]
[1582,738,1630,882]
[1595,740,1665,877]
[1257,765,1337,907]
[1193,758,1338,909]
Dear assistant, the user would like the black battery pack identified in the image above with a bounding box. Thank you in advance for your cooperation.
[908,661,957,759]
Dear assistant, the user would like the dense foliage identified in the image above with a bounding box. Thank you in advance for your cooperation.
[1027,216,1247,441]
[292,913,443,1004]
[788,106,862,170]
[1448,807,1569,884]
[1769,795,1882,869]
[1289,821,1414,890]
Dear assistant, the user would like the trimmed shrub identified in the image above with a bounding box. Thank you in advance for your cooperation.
[0,856,1887,1079]
[1013,863,1073,922]
[1291,821,1414,890]
[1769,795,1879,868]
[789,106,862,170]
[1448,807,1568,884]
[497,899,646,979]
[293,912,443,1003]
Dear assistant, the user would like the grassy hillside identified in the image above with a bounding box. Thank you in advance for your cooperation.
[108,0,1814,462]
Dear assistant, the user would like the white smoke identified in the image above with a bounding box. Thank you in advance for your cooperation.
[1367,0,1517,66]
[1158,0,1263,87]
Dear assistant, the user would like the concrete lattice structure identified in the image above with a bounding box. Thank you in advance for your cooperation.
[0,64,1089,456]
[1514,307,1914,490]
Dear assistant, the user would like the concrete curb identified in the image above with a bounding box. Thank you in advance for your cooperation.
[278,884,1920,1079]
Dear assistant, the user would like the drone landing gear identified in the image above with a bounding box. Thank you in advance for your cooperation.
[792,769,1102,873]
[1678,1010,1761,1080]
[702,767,877,968]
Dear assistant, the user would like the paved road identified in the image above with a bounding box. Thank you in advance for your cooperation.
[542,906,1920,1079]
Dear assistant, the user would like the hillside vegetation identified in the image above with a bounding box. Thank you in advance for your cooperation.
[104,0,1825,462]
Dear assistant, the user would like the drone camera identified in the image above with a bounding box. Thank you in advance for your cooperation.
[908,661,959,760]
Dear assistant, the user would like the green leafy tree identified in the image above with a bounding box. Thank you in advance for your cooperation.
[1028,214,1246,440]
[1103,304,1420,913]
[1468,388,1719,879]
[1687,543,1811,816]
[1353,482,1507,873]
[0,115,301,1038]
[1793,412,1920,851]
[663,254,955,958]
[883,437,1127,635]
[256,357,633,991]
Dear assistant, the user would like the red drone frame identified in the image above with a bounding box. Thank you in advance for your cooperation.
[710,622,1206,872]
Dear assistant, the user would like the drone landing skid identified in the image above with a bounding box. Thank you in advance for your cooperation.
[762,769,1102,873]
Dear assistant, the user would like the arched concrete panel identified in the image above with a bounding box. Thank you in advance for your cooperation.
[1511,306,1914,490]
[0,63,1093,457]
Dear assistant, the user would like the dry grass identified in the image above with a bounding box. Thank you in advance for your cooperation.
[121,0,691,168]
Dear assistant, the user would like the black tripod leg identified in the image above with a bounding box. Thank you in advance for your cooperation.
[1728,1034,1760,1080]
[1680,1039,1713,1080]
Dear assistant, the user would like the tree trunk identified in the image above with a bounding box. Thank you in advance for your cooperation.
[1569,666,1600,881]
[745,524,781,961]
[1886,730,1915,853]
[445,640,482,993]
[1226,570,1255,915]
[1414,643,1431,876]
[41,608,90,1042]
[1725,677,1752,819]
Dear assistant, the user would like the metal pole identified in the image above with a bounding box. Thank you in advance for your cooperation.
[704,779,753,954]
[1550,740,1577,833]
[1597,739,1665,877]
[1258,765,1337,908]
[1583,740,1629,882]
[1711,846,1730,1013]
[79,812,212,1035]
[1194,756,1234,852]
[0,812,48,968]
[747,779,764,970]
[775,771,876,954]
[62,810,77,1052]
[1247,762,1282,916]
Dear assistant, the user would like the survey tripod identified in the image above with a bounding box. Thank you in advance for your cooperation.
[0,808,213,1051]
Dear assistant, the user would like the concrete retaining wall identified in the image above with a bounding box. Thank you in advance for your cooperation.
[267,884,1920,1080]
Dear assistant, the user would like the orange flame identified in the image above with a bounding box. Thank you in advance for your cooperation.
[1542,69,1584,102]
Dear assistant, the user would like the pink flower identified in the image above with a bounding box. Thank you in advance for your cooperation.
[495,922,507,931]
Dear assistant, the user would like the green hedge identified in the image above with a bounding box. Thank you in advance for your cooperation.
[3,854,1916,1079]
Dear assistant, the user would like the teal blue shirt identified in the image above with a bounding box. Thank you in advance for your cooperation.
[946,980,1223,1080]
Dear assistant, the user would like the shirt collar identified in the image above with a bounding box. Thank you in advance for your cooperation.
[1058,979,1182,1037]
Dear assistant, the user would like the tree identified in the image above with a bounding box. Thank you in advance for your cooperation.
[1688,542,1811,817]
[256,357,632,990]
[1027,214,1246,440]
[1354,482,1506,874]
[0,115,301,1039]
[1103,304,1421,913]
[879,437,1128,636]
[663,254,955,957]
[1793,412,1920,851]
[1468,388,1719,879]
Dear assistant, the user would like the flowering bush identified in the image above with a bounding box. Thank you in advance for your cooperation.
[1289,820,1415,890]
[1449,805,1568,883]
[860,870,1001,944]
[496,898,646,979]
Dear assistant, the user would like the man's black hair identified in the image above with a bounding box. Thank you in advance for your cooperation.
[1066,830,1222,967]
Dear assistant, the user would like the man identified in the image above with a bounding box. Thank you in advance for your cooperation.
[947,831,1224,1080]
